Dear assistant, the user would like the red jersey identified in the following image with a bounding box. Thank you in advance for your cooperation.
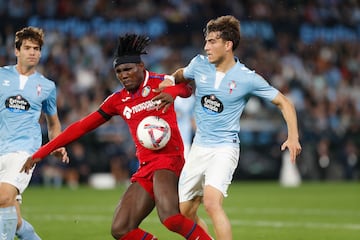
[99,70,184,162]
[32,69,191,192]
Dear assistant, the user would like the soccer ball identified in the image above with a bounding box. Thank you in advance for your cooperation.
[136,116,171,150]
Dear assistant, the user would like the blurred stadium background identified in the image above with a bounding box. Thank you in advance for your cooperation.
[1,0,359,186]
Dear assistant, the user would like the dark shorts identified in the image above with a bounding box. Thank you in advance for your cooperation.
[131,154,184,199]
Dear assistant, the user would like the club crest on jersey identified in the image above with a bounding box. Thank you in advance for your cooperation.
[201,94,223,114]
[229,80,236,94]
[37,84,42,96]
[5,95,30,112]
[142,86,151,97]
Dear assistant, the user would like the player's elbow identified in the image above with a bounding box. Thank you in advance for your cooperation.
[272,92,294,110]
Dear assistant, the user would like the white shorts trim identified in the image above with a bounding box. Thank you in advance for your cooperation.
[179,144,239,202]
[0,151,35,194]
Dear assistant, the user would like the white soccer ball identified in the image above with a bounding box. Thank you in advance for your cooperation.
[136,116,171,150]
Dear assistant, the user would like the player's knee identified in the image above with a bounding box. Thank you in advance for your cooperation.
[157,207,179,223]
[180,205,193,219]
[180,200,199,221]
[203,197,222,216]
[111,226,127,239]
[111,220,132,239]
[203,187,224,216]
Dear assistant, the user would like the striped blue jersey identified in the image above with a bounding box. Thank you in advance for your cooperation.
[183,55,279,147]
[0,65,57,154]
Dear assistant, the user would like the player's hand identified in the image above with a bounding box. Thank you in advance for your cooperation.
[51,147,69,164]
[154,76,175,92]
[152,92,174,113]
[20,157,39,174]
[281,139,302,163]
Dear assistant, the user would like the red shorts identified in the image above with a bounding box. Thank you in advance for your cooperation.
[131,154,184,199]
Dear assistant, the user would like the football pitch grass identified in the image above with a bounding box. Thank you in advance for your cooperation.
[19,181,359,240]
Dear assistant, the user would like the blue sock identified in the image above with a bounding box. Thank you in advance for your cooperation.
[16,218,41,240]
[0,206,17,239]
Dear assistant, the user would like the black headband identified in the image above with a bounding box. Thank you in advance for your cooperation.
[113,55,141,68]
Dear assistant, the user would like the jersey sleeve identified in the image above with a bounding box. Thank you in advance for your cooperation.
[42,84,58,116]
[183,54,205,80]
[32,111,108,160]
[251,73,279,101]
[162,82,193,99]
[99,92,120,116]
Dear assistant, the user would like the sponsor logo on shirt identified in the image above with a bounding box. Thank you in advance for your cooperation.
[5,95,30,112]
[123,100,158,119]
[201,94,223,114]
[131,100,158,113]
[121,85,158,119]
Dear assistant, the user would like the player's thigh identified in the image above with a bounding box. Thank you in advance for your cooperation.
[0,182,18,206]
[203,185,225,211]
[179,145,209,202]
[112,182,155,230]
[0,152,32,205]
[205,146,239,197]
[153,169,179,220]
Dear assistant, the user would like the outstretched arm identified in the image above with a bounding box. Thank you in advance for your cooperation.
[21,111,108,173]
[272,92,302,163]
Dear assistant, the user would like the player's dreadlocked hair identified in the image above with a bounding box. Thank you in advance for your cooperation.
[113,33,151,68]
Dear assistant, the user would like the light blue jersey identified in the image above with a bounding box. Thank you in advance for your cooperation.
[183,55,279,147]
[0,65,57,155]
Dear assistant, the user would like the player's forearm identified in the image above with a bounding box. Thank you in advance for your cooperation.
[276,95,299,140]
[47,123,62,141]
[173,68,191,84]
[45,114,62,140]
[284,109,299,141]
[162,82,193,99]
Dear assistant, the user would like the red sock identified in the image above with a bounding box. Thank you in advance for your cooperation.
[163,214,212,240]
[119,228,157,240]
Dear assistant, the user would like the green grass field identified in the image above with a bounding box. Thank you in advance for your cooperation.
[19,181,359,240]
